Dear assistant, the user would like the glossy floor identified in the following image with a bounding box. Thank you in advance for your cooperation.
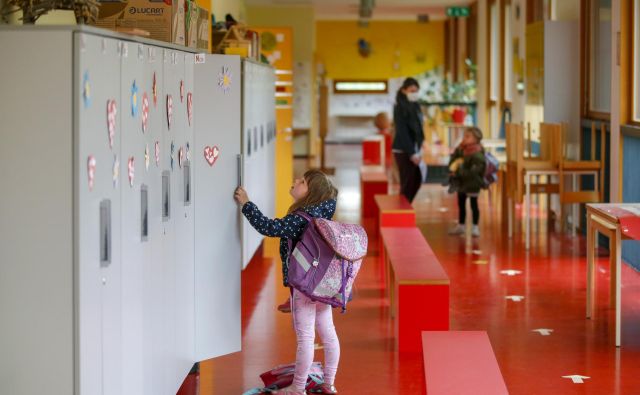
[201,145,640,394]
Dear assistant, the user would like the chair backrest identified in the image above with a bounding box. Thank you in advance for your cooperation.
[538,122,562,167]
[505,123,523,200]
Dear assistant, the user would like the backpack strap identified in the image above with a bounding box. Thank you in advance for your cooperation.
[287,210,314,255]
[294,210,313,222]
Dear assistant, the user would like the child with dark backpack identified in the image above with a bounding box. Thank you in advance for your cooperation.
[235,169,347,395]
[447,127,486,237]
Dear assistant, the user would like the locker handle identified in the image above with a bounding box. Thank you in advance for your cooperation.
[141,185,149,241]
[99,199,111,267]
[237,154,243,187]
[162,171,171,221]
[183,161,191,205]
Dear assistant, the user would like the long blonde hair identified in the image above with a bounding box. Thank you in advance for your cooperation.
[287,169,338,214]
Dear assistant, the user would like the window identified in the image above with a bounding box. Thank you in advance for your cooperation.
[333,80,388,94]
[585,0,612,116]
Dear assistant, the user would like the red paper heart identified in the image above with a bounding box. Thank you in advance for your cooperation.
[204,145,219,166]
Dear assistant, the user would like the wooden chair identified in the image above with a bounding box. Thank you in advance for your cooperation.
[505,122,562,238]
[558,122,605,232]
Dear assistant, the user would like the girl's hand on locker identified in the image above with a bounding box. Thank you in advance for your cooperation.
[234,187,250,206]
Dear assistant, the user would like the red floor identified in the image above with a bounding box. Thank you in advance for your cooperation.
[201,146,640,394]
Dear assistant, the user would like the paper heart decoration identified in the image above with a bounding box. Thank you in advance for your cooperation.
[186,92,193,126]
[166,94,173,129]
[106,99,117,148]
[128,157,135,187]
[204,146,219,166]
[178,146,185,168]
[141,92,149,133]
[154,141,160,166]
[152,72,157,107]
[87,155,96,191]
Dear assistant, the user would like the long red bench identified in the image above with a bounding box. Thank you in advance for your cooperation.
[360,165,388,218]
[380,227,448,353]
[422,331,508,395]
[375,194,416,267]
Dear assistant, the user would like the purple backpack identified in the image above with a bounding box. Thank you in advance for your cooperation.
[288,212,368,312]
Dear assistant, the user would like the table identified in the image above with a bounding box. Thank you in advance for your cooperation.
[586,203,640,347]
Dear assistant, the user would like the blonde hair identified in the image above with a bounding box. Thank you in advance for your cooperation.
[374,112,390,130]
[287,169,338,214]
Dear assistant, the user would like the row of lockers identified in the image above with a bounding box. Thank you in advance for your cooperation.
[0,25,274,395]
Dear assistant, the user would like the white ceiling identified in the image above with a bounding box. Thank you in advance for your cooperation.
[245,0,474,20]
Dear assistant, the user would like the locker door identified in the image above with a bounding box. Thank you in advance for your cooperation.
[160,47,178,395]
[119,40,147,395]
[242,61,264,269]
[174,52,195,376]
[193,54,242,360]
[75,32,122,395]
[144,44,167,395]
[162,47,192,394]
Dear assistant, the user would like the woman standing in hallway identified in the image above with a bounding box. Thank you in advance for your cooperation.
[392,77,425,202]
[234,170,341,395]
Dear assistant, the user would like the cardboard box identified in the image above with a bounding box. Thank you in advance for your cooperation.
[185,0,198,48]
[93,0,185,46]
[196,5,210,51]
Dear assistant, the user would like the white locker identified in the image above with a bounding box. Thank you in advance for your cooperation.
[1,26,243,395]
[193,54,242,360]
[241,60,277,269]
[119,40,147,395]
[144,44,169,395]
[75,33,124,395]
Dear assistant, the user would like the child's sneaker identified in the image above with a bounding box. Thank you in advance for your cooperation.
[309,383,338,394]
[472,225,480,237]
[276,386,306,394]
[448,224,465,235]
[277,297,291,313]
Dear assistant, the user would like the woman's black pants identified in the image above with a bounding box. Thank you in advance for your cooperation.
[394,152,422,203]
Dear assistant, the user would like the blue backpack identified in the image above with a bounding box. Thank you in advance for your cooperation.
[483,151,499,188]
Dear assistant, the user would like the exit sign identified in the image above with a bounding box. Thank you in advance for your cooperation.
[446,6,470,17]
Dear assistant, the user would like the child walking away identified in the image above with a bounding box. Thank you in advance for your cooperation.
[447,127,486,237]
[235,169,366,394]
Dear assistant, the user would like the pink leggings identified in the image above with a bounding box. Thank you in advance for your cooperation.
[291,288,340,391]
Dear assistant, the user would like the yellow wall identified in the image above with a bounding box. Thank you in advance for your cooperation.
[247,5,318,157]
[211,0,245,24]
[246,6,315,63]
[316,20,445,80]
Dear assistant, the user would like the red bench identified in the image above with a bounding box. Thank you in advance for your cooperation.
[360,165,388,218]
[362,135,384,165]
[375,194,416,266]
[381,227,448,353]
[422,331,508,395]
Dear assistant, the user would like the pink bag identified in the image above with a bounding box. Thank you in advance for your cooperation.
[260,362,324,391]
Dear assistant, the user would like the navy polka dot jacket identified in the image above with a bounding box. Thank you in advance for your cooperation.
[241,199,337,286]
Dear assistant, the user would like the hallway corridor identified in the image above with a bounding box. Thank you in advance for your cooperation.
[202,145,640,394]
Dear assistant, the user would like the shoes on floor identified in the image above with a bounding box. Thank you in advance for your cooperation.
[276,386,306,394]
[309,383,338,394]
[448,224,465,235]
[277,297,291,313]
[472,225,480,237]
